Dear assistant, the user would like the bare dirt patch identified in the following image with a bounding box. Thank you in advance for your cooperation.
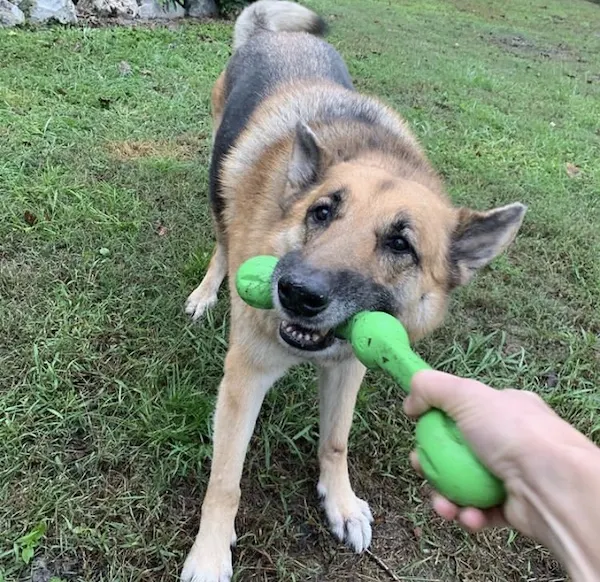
[487,33,573,61]
[106,136,202,161]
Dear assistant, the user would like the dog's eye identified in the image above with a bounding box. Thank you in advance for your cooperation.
[386,236,410,254]
[310,204,331,224]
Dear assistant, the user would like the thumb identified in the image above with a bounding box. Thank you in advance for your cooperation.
[404,370,488,418]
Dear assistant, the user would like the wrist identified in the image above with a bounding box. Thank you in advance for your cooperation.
[519,439,600,580]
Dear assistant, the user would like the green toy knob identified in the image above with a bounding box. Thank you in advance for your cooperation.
[235,256,506,509]
[235,255,277,309]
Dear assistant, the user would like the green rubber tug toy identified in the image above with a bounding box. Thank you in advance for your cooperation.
[236,255,506,509]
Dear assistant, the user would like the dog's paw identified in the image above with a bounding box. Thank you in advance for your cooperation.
[181,528,237,582]
[180,543,233,582]
[185,286,218,322]
[317,481,374,553]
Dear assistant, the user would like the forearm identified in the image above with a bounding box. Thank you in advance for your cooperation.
[521,441,600,581]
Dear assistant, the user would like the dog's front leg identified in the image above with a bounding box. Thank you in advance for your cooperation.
[181,344,284,582]
[317,357,373,553]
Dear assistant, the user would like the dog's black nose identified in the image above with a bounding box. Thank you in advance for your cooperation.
[278,275,329,317]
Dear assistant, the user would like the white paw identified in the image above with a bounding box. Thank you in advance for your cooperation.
[317,481,374,553]
[180,543,233,582]
[185,286,218,322]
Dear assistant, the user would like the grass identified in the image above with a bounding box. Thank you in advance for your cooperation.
[1,0,599,580]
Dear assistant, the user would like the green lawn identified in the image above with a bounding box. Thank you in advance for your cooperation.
[1,0,599,580]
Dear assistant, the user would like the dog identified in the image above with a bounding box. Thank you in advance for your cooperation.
[182,2,526,579]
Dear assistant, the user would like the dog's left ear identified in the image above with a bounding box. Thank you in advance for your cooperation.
[451,202,527,286]
[287,122,327,191]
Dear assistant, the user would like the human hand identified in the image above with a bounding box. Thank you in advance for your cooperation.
[404,370,594,540]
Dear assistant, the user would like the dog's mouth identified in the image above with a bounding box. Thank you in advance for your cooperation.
[279,320,336,352]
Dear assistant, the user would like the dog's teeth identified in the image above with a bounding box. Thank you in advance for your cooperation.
[281,321,328,345]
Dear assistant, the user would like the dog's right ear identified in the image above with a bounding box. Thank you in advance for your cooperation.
[287,122,326,191]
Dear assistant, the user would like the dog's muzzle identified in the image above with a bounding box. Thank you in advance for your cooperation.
[272,251,396,353]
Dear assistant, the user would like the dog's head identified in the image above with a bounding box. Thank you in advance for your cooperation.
[269,123,526,360]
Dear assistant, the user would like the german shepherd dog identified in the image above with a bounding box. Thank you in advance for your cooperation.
[182,1,526,579]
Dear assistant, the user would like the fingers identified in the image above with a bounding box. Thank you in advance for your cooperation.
[409,450,422,476]
[412,450,507,532]
[403,370,491,418]
[431,494,507,531]
[431,494,459,521]
[457,507,490,531]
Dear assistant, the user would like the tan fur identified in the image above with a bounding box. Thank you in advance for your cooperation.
[210,71,226,143]
[183,72,228,322]
[217,85,455,339]
[184,242,226,321]
[222,80,426,195]
[182,20,526,582]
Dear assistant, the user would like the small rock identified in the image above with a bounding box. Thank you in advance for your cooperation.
[31,558,52,582]
[118,60,132,75]
[137,0,183,19]
[566,162,581,178]
[23,0,77,23]
[78,0,138,17]
[0,0,25,26]
[186,0,216,18]
[544,371,559,389]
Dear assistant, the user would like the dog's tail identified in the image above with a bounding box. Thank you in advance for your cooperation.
[233,0,327,51]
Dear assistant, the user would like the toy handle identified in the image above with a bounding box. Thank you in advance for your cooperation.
[340,312,506,508]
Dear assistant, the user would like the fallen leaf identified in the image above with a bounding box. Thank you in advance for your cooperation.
[154,219,169,237]
[99,247,110,256]
[24,211,38,226]
[140,69,152,76]
[566,162,581,178]
[119,60,132,76]
[413,526,422,539]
